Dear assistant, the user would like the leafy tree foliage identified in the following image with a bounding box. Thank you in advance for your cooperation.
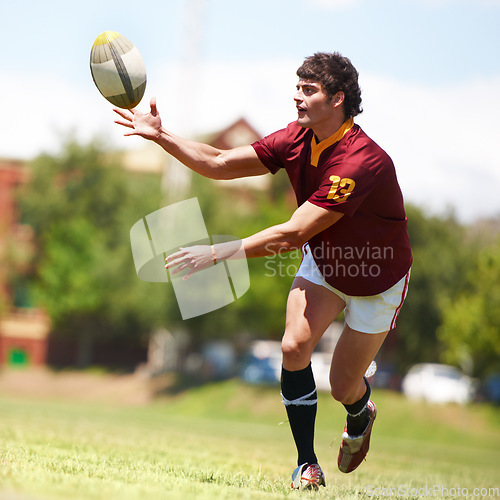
[15,138,499,377]
[395,205,479,373]
[438,242,500,377]
[18,139,168,365]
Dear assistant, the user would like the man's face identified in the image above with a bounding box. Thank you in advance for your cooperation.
[294,79,344,134]
[294,79,334,130]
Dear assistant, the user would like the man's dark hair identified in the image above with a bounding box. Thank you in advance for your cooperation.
[297,52,363,118]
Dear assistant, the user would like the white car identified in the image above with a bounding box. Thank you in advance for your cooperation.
[401,363,475,404]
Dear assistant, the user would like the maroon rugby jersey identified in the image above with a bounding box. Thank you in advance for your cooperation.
[252,121,413,296]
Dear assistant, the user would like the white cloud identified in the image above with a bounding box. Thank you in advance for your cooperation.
[1,62,499,222]
[357,73,500,222]
[0,71,135,159]
[158,60,500,222]
[153,59,300,138]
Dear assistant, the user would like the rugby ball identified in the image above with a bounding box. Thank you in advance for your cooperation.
[90,31,146,109]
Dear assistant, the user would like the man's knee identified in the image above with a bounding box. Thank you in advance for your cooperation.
[330,378,359,404]
[281,336,312,369]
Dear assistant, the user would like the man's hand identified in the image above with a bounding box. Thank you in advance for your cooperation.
[113,97,162,142]
[165,245,216,280]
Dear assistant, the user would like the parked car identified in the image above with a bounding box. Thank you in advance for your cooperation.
[240,341,282,385]
[241,354,280,384]
[481,373,500,404]
[401,363,475,404]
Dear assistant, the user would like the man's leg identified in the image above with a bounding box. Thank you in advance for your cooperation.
[330,325,389,472]
[281,277,345,468]
[330,325,388,404]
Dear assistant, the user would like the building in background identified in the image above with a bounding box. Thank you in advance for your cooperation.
[0,159,50,368]
[0,159,29,303]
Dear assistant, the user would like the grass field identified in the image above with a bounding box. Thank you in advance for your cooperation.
[0,373,499,500]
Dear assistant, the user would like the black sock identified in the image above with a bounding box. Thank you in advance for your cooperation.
[281,363,318,466]
[343,377,371,436]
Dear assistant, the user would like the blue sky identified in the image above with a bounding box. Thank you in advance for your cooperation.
[1,0,499,221]
[4,0,498,83]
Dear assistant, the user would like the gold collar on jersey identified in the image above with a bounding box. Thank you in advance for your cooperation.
[310,118,354,167]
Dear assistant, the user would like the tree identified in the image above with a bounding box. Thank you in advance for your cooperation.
[18,139,168,366]
[395,205,478,373]
[438,242,500,377]
[23,138,496,378]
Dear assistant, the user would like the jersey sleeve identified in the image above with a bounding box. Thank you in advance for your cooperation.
[308,159,376,217]
[251,123,299,175]
[251,140,282,174]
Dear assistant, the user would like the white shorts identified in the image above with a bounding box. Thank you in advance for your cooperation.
[295,244,410,334]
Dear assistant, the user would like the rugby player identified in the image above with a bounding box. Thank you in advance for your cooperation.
[114,52,412,490]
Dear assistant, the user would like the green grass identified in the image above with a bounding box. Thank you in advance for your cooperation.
[1,377,499,499]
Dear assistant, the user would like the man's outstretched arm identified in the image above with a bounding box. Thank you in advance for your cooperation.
[114,97,269,180]
[166,201,343,279]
